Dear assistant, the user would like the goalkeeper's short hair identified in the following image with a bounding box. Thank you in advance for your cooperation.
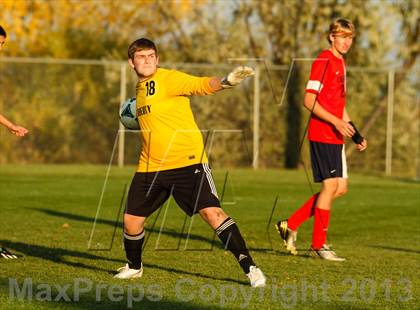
[128,38,157,60]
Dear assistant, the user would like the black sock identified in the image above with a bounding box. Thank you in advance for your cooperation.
[124,231,144,269]
[215,217,255,273]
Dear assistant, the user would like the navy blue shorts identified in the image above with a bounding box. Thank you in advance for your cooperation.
[310,141,348,182]
[125,163,221,217]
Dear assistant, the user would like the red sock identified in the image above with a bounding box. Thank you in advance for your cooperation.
[311,208,330,250]
[287,193,319,231]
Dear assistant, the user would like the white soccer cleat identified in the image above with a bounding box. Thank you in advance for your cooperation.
[247,266,266,287]
[113,263,143,279]
[275,220,298,255]
[309,244,346,261]
[0,247,18,259]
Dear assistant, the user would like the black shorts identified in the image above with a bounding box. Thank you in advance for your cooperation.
[125,163,221,217]
[310,141,348,183]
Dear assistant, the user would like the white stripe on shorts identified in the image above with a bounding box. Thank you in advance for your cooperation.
[342,145,348,179]
[203,163,219,198]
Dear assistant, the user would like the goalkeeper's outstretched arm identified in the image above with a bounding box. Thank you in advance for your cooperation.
[208,66,255,92]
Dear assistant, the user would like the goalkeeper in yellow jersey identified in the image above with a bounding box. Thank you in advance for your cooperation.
[114,38,266,287]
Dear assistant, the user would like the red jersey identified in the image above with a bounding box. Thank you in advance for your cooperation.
[306,49,347,144]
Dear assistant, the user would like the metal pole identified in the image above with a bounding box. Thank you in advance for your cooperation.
[118,63,127,167]
[385,69,395,176]
[417,95,420,181]
[253,65,260,170]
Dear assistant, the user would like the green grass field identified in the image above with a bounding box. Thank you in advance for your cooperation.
[0,165,419,309]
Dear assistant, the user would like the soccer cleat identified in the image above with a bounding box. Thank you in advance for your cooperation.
[113,263,143,279]
[246,266,266,288]
[308,244,345,261]
[0,247,18,259]
[275,220,298,255]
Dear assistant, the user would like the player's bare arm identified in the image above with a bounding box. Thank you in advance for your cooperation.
[343,108,351,122]
[303,92,355,137]
[0,27,28,138]
[0,114,28,137]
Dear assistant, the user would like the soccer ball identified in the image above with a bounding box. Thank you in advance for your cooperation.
[119,97,139,130]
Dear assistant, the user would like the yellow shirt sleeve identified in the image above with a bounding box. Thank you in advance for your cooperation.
[166,70,214,97]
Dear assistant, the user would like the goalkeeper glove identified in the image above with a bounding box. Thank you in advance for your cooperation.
[349,121,364,144]
[221,66,254,88]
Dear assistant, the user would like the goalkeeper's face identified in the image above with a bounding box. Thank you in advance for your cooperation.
[129,49,159,80]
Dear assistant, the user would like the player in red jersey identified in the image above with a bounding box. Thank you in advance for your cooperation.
[276,18,367,261]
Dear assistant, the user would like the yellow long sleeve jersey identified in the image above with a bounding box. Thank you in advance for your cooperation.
[135,68,215,172]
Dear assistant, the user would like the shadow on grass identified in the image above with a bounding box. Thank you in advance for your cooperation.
[369,245,420,254]
[391,176,420,184]
[1,239,248,286]
[0,240,124,274]
[28,208,280,254]
[27,207,220,247]
[29,207,284,263]
[146,262,248,286]
[26,207,122,227]
[18,208,273,286]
